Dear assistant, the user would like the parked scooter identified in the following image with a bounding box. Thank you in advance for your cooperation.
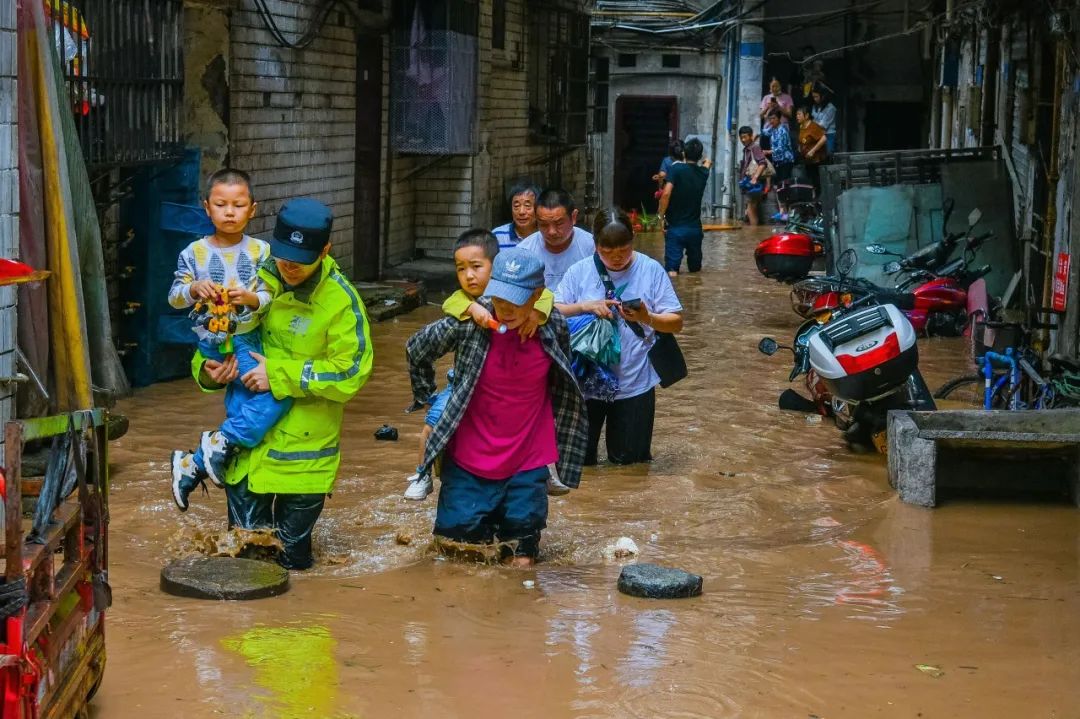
[789,206,992,336]
[759,250,936,452]
[754,203,826,282]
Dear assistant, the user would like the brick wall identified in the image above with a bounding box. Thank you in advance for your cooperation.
[384,0,588,263]
[229,0,359,276]
[0,2,15,458]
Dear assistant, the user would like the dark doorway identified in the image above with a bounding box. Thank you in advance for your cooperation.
[613,96,677,214]
[354,35,383,281]
[863,102,924,151]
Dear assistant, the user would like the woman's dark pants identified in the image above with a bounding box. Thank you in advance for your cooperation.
[585,388,656,465]
[226,476,326,570]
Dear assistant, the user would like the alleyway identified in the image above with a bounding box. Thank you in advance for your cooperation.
[93,230,1079,718]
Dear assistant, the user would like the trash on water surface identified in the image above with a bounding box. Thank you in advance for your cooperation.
[805,415,823,425]
[522,580,536,589]
[915,664,944,678]
[603,537,640,560]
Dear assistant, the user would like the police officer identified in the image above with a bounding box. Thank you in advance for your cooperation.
[195,198,374,569]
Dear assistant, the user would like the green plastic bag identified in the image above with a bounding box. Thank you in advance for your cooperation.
[569,315,621,368]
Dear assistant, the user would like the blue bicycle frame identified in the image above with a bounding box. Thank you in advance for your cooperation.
[978,349,1020,410]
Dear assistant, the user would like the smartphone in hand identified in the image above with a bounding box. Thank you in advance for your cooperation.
[622,298,643,311]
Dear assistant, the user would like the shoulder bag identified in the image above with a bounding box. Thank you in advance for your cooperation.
[592,254,687,388]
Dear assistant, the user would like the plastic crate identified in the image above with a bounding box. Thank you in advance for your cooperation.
[973,320,1023,359]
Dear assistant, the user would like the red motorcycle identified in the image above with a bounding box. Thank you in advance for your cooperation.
[791,207,992,336]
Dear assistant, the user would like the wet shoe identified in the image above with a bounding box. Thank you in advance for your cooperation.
[171,450,207,512]
[196,431,225,488]
[403,471,433,501]
[546,463,570,496]
[201,431,236,489]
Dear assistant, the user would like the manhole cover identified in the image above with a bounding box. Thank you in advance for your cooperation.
[160,557,290,600]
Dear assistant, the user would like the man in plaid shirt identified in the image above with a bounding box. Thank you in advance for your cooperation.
[406,247,587,566]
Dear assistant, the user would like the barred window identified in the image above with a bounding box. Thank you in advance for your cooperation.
[528,6,589,146]
[47,0,184,170]
[391,0,479,155]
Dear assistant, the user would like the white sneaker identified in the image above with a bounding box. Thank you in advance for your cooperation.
[546,463,570,496]
[403,472,433,501]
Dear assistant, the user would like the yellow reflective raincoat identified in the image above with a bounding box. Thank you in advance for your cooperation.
[193,256,373,494]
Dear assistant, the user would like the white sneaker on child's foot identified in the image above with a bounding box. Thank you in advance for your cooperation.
[403,472,433,501]
[546,463,571,496]
[201,431,234,489]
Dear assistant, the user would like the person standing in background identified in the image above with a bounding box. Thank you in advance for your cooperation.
[759,77,794,128]
[811,87,838,154]
[796,107,828,193]
[657,137,710,277]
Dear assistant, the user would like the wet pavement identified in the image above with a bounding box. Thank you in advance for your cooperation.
[93,229,1080,718]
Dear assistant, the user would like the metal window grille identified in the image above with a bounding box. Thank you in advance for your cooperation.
[390,0,479,155]
[590,56,609,133]
[528,6,589,146]
[45,0,184,170]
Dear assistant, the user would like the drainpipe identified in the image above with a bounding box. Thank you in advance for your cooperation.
[720,28,738,221]
[1039,40,1066,349]
[709,33,728,219]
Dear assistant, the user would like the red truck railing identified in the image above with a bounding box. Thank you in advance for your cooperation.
[1,409,110,719]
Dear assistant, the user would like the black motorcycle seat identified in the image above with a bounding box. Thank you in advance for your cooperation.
[874,289,916,310]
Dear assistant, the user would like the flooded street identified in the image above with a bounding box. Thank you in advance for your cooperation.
[94,229,1079,718]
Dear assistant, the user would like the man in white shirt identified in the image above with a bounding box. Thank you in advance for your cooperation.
[517,189,595,289]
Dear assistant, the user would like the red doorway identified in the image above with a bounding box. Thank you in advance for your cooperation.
[613,96,678,214]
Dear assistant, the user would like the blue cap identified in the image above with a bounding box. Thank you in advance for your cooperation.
[271,198,334,264]
[484,247,545,306]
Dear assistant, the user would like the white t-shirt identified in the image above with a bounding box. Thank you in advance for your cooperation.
[556,252,683,400]
[518,226,595,290]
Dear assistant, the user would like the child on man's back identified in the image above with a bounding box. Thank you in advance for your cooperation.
[402,229,570,501]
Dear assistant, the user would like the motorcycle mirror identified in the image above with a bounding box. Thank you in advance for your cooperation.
[883,261,902,274]
[836,248,858,277]
[758,337,780,356]
[864,244,888,255]
[967,208,982,227]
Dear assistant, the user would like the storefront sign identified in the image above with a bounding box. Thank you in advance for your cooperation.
[1052,252,1070,312]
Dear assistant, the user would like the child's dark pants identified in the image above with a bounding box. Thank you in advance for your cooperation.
[433,459,549,558]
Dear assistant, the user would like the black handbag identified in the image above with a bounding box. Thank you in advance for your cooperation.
[592,254,687,388]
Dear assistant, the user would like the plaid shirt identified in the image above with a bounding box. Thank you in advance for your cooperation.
[406,301,588,488]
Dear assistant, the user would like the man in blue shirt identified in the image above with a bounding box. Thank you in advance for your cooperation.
[657,137,711,276]
[492,182,540,248]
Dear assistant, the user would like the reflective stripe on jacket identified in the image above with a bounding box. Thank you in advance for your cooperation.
[192,256,373,494]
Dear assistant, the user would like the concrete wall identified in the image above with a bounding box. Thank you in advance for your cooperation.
[0,0,16,459]
[228,0,360,276]
[591,48,725,213]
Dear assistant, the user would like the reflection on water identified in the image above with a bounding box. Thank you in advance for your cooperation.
[91,229,1080,718]
[221,624,340,718]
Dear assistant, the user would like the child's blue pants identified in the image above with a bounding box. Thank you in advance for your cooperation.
[193,331,293,469]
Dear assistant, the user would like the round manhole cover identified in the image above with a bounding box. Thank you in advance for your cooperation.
[160,557,290,600]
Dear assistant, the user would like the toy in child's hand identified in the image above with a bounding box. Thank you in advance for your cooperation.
[486,319,508,334]
[189,284,251,349]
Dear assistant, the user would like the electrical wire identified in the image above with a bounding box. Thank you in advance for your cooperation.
[253,0,341,50]
[799,0,987,64]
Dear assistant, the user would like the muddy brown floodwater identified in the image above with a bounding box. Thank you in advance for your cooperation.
[93,229,1079,718]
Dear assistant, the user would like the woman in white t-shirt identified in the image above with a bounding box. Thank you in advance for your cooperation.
[554,209,684,465]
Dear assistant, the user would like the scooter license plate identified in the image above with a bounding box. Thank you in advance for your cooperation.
[871,430,888,454]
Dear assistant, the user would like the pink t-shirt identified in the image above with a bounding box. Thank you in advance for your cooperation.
[447,332,558,480]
